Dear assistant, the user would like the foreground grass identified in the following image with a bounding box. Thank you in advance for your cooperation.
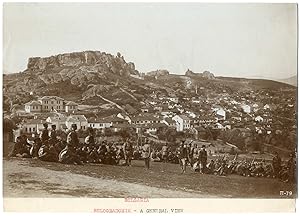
[3,158,297,198]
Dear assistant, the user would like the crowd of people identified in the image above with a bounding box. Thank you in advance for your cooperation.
[8,123,296,183]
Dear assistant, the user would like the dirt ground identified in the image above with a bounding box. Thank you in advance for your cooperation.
[3,158,297,198]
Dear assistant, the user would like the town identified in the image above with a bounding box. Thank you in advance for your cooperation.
[4,83,296,157]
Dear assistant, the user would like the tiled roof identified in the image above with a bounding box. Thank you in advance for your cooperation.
[47,116,67,122]
[66,115,87,122]
[131,114,159,121]
[24,119,45,125]
[65,101,78,106]
[25,101,42,106]
[178,115,190,120]
[164,118,176,124]
[39,96,65,101]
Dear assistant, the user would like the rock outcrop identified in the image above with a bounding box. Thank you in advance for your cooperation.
[146,69,170,77]
[185,69,215,79]
[26,51,139,77]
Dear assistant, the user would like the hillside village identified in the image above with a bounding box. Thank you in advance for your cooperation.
[3,51,297,156]
[4,80,297,154]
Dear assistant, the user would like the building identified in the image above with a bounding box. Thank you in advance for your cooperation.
[66,115,88,130]
[46,115,67,131]
[65,101,79,113]
[144,123,167,134]
[88,117,112,129]
[24,96,78,113]
[255,116,264,123]
[241,104,251,113]
[162,118,177,127]
[21,119,45,134]
[39,96,65,112]
[88,116,127,129]
[172,115,191,132]
[24,101,42,113]
[131,114,162,125]
[215,108,226,120]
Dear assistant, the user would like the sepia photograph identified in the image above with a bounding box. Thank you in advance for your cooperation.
[2,2,298,212]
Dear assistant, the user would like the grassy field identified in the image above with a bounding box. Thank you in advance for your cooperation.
[3,158,297,198]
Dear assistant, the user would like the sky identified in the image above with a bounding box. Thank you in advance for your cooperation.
[3,3,298,79]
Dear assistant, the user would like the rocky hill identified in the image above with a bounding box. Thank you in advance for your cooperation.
[146,69,170,77]
[3,51,145,107]
[3,50,296,115]
[277,75,297,87]
[185,69,215,79]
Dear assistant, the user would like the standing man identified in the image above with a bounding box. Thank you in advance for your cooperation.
[161,143,168,163]
[189,142,198,169]
[49,125,57,144]
[272,152,282,178]
[142,141,151,169]
[178,141,188,174]
[123,139,133,166]
[199,145,208,174]
[40,123,49,144]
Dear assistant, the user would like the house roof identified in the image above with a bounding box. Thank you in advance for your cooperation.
[111,123,134,129]
[39,96,65,101]
[104,116,126,123]
[25,101,42,106]
[145,123,167,129]
[131,114,160,121]
[65,101,78,106]
[47,115,67,122]
[66,115,87,122]
[164,118,176,124]
[88,116,126,124]
[178,115,190,120]
[24,119,45,125]
[88,117,110,123]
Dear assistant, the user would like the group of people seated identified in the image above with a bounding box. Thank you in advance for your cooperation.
[9,123,130,166]
[8,123,296,183]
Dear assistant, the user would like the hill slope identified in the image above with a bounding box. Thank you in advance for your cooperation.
[3,51,296,114]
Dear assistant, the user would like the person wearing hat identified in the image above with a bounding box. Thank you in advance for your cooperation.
[40,123,49,144]
[198,145,208,174]
[67,124,79,148]
[272,152,281,178]
[49,125,57,142]
[85,127,95,146]
[161,143,168,163]
[142,140,151,169]
[123,138,133,166]
[178,140,188,174]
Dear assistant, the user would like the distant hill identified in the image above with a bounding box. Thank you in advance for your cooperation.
[3,50,297,115]
[277,75,297,87]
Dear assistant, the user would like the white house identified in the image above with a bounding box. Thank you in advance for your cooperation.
[88,117,111,129]
[117,113,131,124]
[144,123,167,134]
[46,115,67,131]
[215,108,226,120]
[254,116,264,123]
[24,96,78,113]
[66,115,88,130]
[162,118,177,127]
[241,104,251,113]
[38,96,65,112]
[264,104,270,110]
[24,101,42,113]
[172,115,191,132]
[167,97,179,104]
[21,119,45,134]
[65,101,78,113]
